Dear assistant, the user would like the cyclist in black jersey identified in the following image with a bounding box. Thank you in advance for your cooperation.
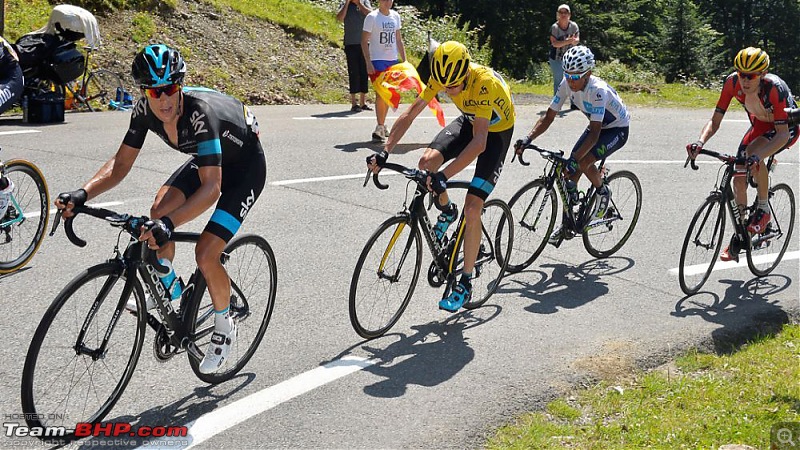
[0,36,23,116]
[55,44,266,374]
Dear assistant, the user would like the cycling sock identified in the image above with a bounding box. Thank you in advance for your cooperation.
[436,199,453,212]
[757,198,769,213]
[214,306,233,334]
[460,272,472,285]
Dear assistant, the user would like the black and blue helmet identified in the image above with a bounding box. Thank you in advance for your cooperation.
[131,44,186,87]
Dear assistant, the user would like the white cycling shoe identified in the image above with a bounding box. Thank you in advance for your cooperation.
[199,320,237,374]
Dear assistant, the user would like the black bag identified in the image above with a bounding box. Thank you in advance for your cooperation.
[46,42,84,84]
[26,91,65,123]
[14,33,60,76]
[14,33,84,84]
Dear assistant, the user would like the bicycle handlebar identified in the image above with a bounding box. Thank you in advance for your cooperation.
[512,143,565,167]
[50,196,167,272]
[363,161,428,190]
[683,149,747,171]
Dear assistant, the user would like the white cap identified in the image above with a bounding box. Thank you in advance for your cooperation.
[558,4,571,13]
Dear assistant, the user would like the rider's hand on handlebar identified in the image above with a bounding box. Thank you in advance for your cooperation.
[686,141,704,160]
[426,171,448,195]
[746,154,761,171]
[139,217,174,249]
[366,150,389,174]
[514,136,532,154]
[55,189,88,219]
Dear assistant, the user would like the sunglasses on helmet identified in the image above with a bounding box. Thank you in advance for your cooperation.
[142,84,181,99]
[564,70,589,81]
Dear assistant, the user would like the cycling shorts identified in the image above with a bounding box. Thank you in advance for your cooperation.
[571,126,629,161]
[736,122,799,158]
[165,144,266,243]
[429,114,513,200]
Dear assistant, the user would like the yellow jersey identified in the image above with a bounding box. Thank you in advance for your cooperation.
[421,63,515,132]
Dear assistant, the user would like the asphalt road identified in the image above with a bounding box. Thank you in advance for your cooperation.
[0,102,797,449]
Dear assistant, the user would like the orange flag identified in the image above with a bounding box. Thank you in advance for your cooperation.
[372,61,445,127]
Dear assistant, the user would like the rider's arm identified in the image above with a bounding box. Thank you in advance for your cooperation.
[698,75,736,145]
[159,165,221,228]
[81,143,141,201]
[697,110,724,145]
[525,108,557,141]
[384,95,428,152]
[573,121,602,160]
[441,116,489,179]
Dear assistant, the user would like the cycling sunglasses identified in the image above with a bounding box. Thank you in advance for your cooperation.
[142,84,181,99]
[737,71,762,80]
[564,70,590,81]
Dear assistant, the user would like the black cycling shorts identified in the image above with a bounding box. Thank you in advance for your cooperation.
[571,126,629,161]
[429,115,513,200]
[165,142,266,243]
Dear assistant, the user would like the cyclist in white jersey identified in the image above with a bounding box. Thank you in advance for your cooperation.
[515,45,630,245]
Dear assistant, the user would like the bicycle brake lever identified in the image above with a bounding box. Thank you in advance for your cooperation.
[49,210,63,237]
[362,169,371,187]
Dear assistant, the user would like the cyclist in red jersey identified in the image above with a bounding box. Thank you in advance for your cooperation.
[687,47,798,262]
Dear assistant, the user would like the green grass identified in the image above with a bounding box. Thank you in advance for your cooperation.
[131,12,156,44]
[202,0,342,45]
[487,324,800,449]
[5,0,52,41]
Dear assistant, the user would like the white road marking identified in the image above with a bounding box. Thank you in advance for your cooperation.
[271,165,476,186]
[0,130,41,136]
[669,250,800,275]
[293,115,440,120]
[137,356,376,450]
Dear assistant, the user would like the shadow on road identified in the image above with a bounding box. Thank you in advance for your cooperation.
[672,274,793,354]
[498,257,634,314]
[336,142,427,154]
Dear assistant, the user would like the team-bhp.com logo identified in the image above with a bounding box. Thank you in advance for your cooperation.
[4,419,187,440]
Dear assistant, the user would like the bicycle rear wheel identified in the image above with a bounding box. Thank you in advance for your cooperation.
[747,183,796,277]
[349,215,422,339]
[503,179,557,273]
[188,234,277,383]
[84,69,124,111]
[679,195,726,295]
[21,262,146,436]
[452,199,513,309]
[583,170,642,258]
[0,159,50,273]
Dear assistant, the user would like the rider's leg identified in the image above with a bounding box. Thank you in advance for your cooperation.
[196,232,230,314]
[150,184,186,261]
[418,148,448,205]
[461,194,484,275]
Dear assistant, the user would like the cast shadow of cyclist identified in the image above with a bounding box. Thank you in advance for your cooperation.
[327,307,500,399]
[498,257,634,314]
[672,275,793,354]
[335,142,428,154]
[77,372,258,448]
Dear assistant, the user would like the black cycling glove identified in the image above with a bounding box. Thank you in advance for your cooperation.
[58,189,88,208]
[514,136,532,152]
[144,217,174,247]
[367,150,389,167]
[427,171,448,195]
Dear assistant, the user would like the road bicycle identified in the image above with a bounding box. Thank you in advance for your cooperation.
[0,148,50,274]
[21,201,277,437]
[349,162,513,339]
[502,143,642,273]
[65,47,126,112]
[678,149,795,295]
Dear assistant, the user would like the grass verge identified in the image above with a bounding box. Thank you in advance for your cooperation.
[487,324,800,449]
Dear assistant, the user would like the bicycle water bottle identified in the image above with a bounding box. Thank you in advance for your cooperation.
[158,258,183,302]
[565,179,579,204]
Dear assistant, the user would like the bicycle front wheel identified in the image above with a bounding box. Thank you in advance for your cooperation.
[504,179,557,273]
[583,170,642,258]
[0,159,50,273]
[747,183,796,277]
[188,234,277,384]
[679,195,726,295]
[84,69,124,110]
[461,199,513,309]
[349,215,422,339]
[21,262,146,435]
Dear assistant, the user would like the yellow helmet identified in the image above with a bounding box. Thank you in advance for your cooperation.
[733,47,769,73]
[430,41,471,87]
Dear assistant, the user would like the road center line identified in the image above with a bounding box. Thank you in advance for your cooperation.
[138,356,376,450]
[293,116,439,120]
[271,165,476,186]
[0,130,41,136]
[24,201,125,219]
[669,250,800,275]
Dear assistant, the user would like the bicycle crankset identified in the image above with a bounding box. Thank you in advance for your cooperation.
[427,261,445,287]
[153,324,180,362]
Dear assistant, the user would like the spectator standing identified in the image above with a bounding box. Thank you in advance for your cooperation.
[548,4,579,95]
[362,0,405,143]
[337,0,373,112]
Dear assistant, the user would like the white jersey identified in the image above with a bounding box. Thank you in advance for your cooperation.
[362,9,401,61]
[550,76,630,129]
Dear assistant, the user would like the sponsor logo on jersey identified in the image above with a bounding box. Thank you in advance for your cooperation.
[189,111,208,135]
[240,189,256,219]
[222,129,244,147]
[479,86,488,95]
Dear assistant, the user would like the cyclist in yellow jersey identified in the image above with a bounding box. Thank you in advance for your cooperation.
[367,40,515,312]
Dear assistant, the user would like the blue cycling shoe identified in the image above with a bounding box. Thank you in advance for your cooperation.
[438,280,472,312]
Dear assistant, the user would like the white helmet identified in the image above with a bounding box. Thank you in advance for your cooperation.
[562,45,595,73]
